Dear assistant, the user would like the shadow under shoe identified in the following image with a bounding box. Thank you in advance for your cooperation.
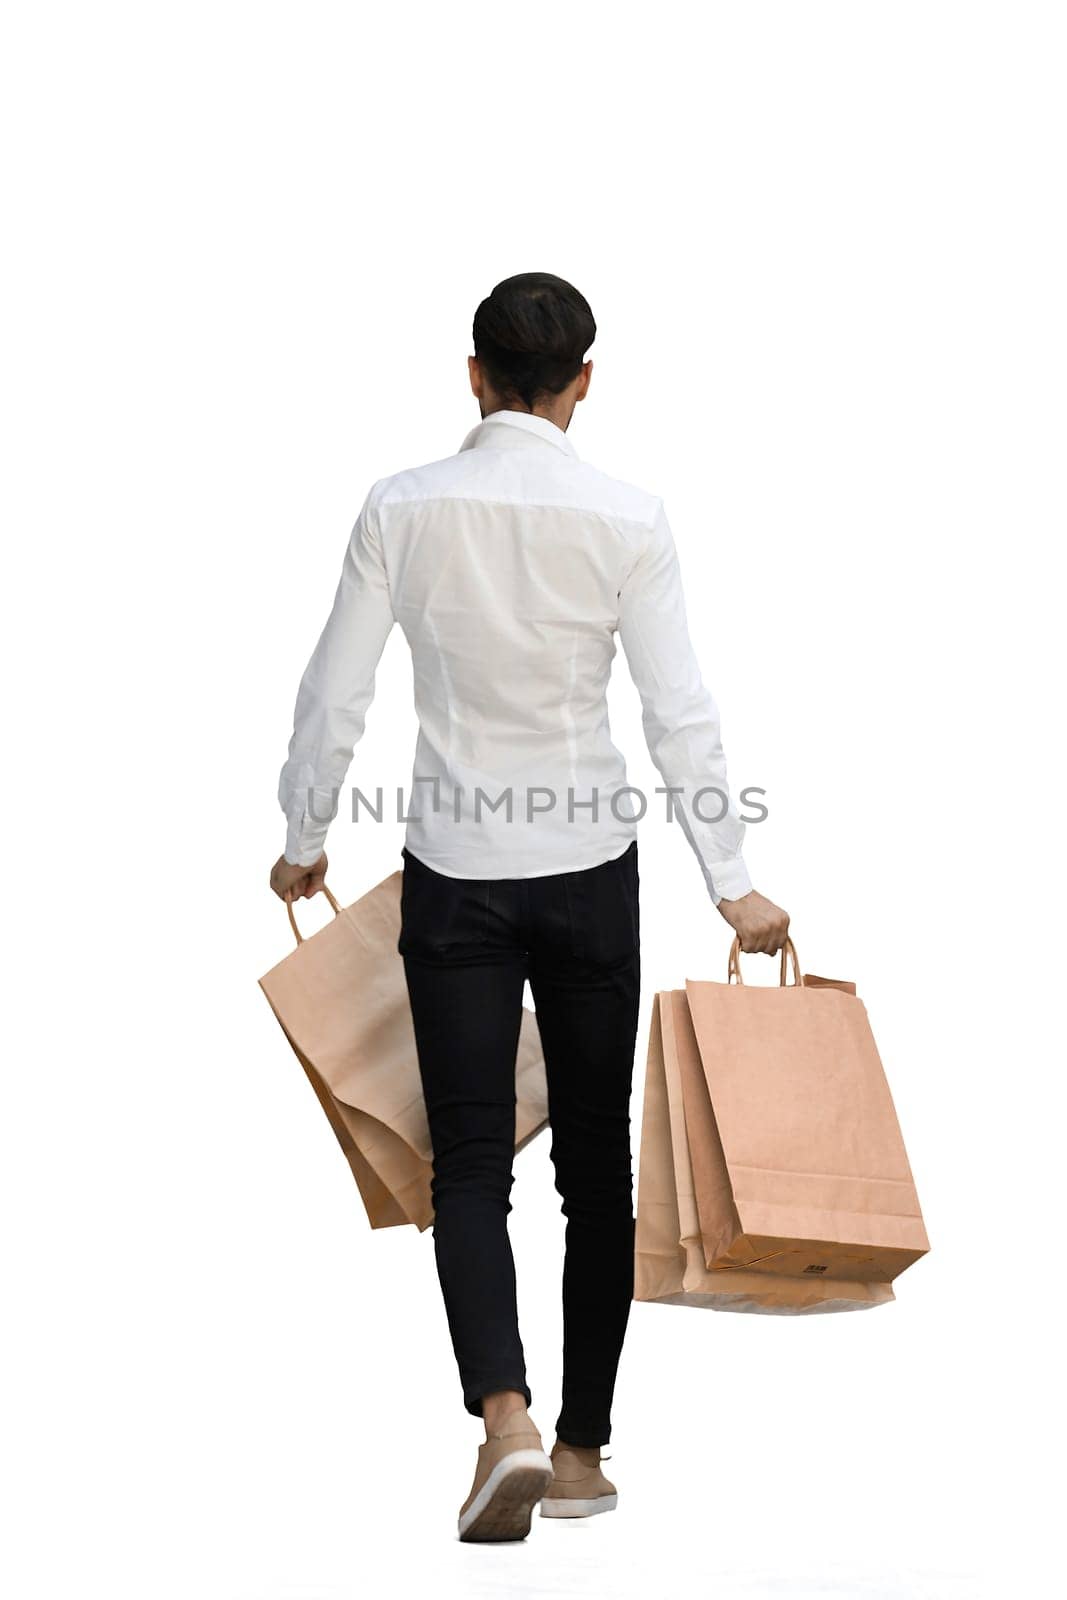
[457,1409,555,1543]
[540,1440,618,1519]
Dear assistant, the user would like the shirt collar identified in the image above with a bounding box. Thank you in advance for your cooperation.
[459,407,579,459]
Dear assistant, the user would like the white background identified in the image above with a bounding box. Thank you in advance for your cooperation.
[3,3,1064,1596]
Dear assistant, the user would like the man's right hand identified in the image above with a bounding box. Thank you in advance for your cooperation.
[716,890,790,955]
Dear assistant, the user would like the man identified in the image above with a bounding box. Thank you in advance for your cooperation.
[270,272,789,1542]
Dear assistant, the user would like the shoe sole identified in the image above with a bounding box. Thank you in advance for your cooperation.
[540,1493,618,1519]
[457,1449,555,1542]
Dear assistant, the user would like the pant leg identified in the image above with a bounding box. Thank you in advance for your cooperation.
[526,842,641,1448]
[398,848,532,1418]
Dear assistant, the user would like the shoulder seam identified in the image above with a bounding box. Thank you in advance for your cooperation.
[374,490,658,528]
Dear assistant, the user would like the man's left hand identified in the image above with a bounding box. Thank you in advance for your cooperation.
[270,852,328,903]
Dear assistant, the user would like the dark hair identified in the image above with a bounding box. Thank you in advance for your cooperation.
[472,272,596,410]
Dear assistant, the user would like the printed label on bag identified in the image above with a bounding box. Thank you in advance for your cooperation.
[803,1263,828,1273]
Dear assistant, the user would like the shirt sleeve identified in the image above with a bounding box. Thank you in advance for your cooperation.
[616,499,753,905]
[277,490,396,866]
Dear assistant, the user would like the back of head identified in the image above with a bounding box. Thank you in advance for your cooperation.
[472,272,596,411]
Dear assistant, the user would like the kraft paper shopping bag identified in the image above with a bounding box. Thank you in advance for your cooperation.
[635,988,893,1313]
[258,872,550,1231]
[635,934,927,1313]
[683,938,929,1285]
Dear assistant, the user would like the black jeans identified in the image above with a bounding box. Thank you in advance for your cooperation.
[397,840,641,1448]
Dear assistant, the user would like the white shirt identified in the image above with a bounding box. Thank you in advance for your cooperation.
[279,408,753,904]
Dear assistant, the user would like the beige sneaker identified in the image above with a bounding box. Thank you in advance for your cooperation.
[457,1408,554,1542]
[539,1440,618,1519]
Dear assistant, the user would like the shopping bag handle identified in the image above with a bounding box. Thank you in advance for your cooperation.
[286,884,342,946]
[727,935,802,987]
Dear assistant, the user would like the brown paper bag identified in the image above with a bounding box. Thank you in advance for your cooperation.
[635,938,928,1313]
[258,872,550,1231]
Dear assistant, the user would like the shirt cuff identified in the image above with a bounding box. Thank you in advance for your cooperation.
[284,817,329,868]
[705,855,754,906]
